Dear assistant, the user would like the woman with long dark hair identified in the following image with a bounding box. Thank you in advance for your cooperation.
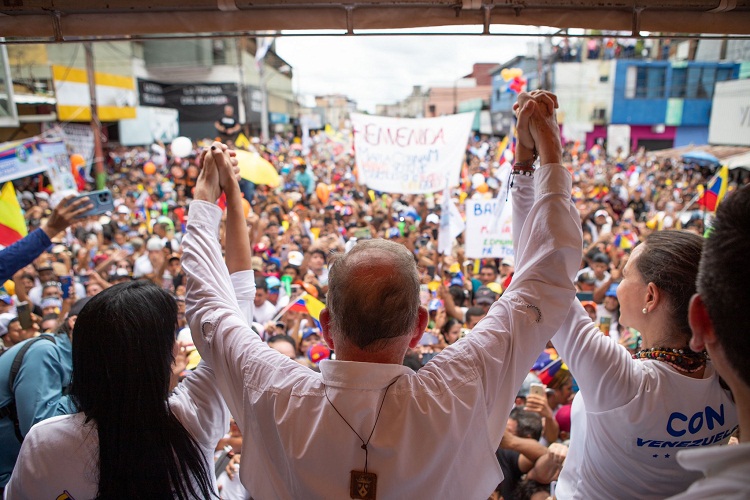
[512,92,738,499]
[6,147,245,499]
[5,281,228,498]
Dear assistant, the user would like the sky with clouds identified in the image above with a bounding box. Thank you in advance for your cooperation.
[275,26,560,112]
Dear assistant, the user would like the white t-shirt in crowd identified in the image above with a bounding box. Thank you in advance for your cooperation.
[253,300,277,326]
[132,253,153,278]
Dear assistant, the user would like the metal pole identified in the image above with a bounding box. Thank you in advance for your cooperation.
[84,42,105,189]
[259,62,270,141]
[235,38,247,130]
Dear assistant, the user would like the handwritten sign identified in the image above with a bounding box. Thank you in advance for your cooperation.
[465,196,514,259]
[351,112,474,194]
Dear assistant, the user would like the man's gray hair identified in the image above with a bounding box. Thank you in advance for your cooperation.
[327,239,420,351]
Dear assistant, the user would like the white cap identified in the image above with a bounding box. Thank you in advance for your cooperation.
[595,209,608,218]
[0,313,16,336]
[146,237,165,251]
[287,251,304,267]
[426,213,440,224]
[116,205,130,214]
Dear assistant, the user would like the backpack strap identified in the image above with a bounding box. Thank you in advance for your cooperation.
[1,335,57,442]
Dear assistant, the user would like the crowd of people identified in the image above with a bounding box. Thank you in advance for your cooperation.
[0,90,748,499]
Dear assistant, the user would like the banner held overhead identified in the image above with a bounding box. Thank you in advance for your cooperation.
[351,112,474,194]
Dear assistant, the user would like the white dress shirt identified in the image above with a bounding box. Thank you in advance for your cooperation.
[669,442,750,499]
[181,163,582,499]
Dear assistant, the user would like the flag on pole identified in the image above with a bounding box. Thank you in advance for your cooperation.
[698,165,729,212]
[438,180,453,255]
[255,36,274,64]
[0,182,28,248]
[288,293,325,329]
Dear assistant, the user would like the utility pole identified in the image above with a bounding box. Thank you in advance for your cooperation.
[84,42,105,189]
[235,38,247,134]
[259,62,270,141]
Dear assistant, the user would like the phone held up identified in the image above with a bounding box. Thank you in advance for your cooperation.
[59,275,72,299]
[68,189,115,218]
[16,301,33,330]
[529,383,548,398]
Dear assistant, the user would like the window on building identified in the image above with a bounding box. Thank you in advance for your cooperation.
[428,104,436,116]
[716,67,733,84]
[685,66,719,99]
[670,68,687,98]
[212,39,226,65]
[645,67,666,99]
[626,66,665,99]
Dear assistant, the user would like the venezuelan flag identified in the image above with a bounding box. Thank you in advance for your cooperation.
[698,165,729,212]
[0,183,28,247]
[289,293,325,329]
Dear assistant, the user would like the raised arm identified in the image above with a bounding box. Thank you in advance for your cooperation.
[510,93,643,412]
[182,143,305,427]
[422,92,582,446]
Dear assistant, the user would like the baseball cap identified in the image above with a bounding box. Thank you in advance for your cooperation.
[287,251,304,267]
[308,344,331,364]
[605,283,619,298]
[577,272,596,285]
[251,256,264,272]
[474,286,497,305]
[501,256,515,268]
[116,205,130,215]
[0,293,12,305]
[425,213,440,224]
[41,297,62,310]
[0,313,17,336]
[595,209,608,218]
[301,327,320,340]
[428,298,443,311]
[266,276,281,290]
[580,300,598,311]
[146,237,165,251]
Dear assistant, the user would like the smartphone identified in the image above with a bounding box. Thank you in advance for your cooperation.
[426,265,436,278]
[59,275,72,299]
[291,284,301,295]
[17,301,33,330]
[419,333,439,346]
[529,383,547,398]
[69,189,115,218]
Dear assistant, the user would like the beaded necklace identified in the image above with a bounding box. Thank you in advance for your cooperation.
[633,347,707,373]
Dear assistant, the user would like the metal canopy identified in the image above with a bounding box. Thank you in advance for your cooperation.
[1,1,749,41]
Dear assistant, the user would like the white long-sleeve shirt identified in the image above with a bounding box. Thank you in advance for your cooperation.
[5,362,229,499]
[552,290,737,500]
[510,172,739,500]
[181,163,582,499]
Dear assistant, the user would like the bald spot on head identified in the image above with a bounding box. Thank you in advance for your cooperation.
[327,240,420,351]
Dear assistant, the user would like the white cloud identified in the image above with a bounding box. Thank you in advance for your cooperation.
[276,25,553,112]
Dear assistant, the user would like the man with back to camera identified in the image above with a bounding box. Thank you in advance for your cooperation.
[670,185,750,499]
[182,90,582,498]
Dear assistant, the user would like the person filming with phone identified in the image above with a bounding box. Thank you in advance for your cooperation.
[0,195,93,284]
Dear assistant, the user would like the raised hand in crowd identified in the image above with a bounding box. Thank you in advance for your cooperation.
[42,195,94,239]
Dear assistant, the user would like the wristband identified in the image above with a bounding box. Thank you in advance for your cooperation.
[512,150,538,177]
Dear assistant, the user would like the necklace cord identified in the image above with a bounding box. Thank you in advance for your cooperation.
[325,378,398,474]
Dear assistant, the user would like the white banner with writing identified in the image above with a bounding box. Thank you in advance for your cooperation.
[351,112,474,194]
[465,195,514,259]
